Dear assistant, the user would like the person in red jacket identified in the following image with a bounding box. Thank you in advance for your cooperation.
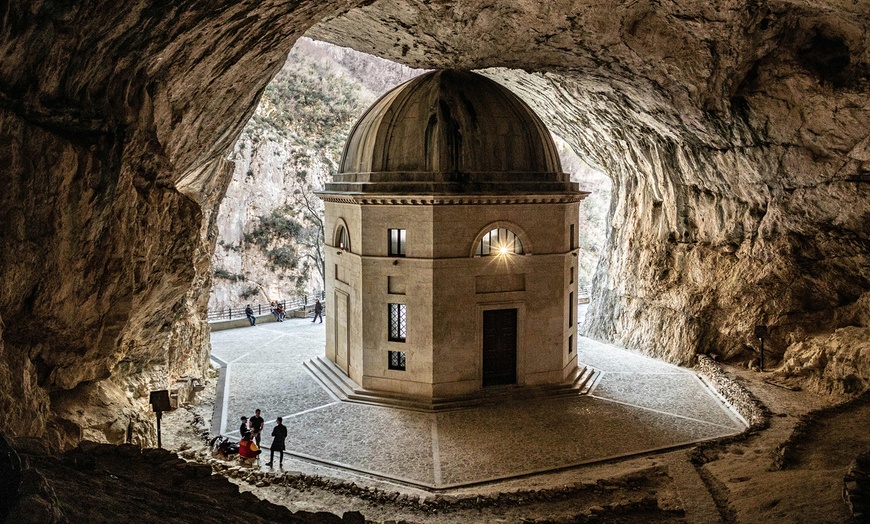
[238,434,260,460]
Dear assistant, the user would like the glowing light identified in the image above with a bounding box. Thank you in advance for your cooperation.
[499,246,509,255]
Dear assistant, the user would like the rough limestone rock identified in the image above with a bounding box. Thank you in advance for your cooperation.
[0,0,868,448]
[310,0,870,386]
[0,1,358,448]
[7,441,347,523]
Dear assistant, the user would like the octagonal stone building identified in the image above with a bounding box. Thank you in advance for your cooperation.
[316,70,588,404]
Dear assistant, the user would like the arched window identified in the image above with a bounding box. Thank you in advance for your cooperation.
[335,225,350,252]
[475,227,524,256]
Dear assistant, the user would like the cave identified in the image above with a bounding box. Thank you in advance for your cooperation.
[1,1,868,522]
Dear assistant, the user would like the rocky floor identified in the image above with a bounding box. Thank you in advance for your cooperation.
[5,349,866,524]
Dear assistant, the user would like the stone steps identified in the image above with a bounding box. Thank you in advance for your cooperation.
[303,356,600,412]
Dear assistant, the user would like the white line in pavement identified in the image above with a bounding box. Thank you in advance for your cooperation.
[587,395,744,431]
[431,416,442,486]
[595,371,688,375]
[220,363,232,435]
[285,402,340,419]
[224,333,289,364]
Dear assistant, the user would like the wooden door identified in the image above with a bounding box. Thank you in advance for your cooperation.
[482,308,517,386]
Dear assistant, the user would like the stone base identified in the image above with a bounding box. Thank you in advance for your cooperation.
[303,356,600,412]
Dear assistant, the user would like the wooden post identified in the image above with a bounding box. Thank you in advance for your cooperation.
[155,411,163,449]
[754,325,768,372]
[149,390,172,448]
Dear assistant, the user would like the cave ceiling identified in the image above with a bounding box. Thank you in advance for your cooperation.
[0,0,867,447]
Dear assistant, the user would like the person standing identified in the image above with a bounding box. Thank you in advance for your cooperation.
[245,304,256,326]
[249,409,264,445]
[313,299,323,323]
[266,417,287,468]
[238,416,250,439]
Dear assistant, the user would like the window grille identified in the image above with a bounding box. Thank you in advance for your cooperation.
[388,229,406,257]
[388,351,406,371]
[388,303,406,342]
[475,227,524,256]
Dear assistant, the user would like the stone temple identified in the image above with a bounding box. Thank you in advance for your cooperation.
[317,70,587,401]
[1,1,869,522]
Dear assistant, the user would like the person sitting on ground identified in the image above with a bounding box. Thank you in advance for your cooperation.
[238,433,260,461]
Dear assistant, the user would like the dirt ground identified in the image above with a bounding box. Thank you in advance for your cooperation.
[161,363,867,524]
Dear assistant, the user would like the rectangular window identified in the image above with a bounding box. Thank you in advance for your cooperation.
[569,292,574,326]
[388,351,406,371]
[389,229,406,257]
[570,266,574,284]
[388,303,407,342]
[569,334,574,354]
[570,224,576,250]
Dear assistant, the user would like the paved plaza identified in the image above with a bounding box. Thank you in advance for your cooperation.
[210,318,745,489]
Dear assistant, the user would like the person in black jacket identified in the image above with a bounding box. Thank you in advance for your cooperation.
[266,417,288,467]
[245,304,256,326]
[312,299,323,323]
[239,416,250,439]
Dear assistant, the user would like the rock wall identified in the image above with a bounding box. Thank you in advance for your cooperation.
[0,1,356,448]
[1,0,868,450]
[209,39,421,312]
[311,0,870,394]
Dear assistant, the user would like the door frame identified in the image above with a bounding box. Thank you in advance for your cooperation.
[477,301,525,387]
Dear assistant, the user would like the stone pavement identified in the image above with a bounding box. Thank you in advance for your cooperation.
[210,318,745,489]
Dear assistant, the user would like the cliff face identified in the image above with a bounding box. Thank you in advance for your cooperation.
[0,1,355,447]
[0,0,867,447]
[310,0,870,396]
[209,39,421,312]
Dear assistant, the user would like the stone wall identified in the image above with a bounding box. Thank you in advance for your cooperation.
[0,1,356,448]
[1,0,868,449]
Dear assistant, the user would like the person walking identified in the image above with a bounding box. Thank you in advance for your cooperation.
[249,409,264,445]
[245,304,256,326]
[266,417,287,468]
[313,299,323,323]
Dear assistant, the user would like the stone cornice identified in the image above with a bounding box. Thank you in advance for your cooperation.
[314,192,589,205]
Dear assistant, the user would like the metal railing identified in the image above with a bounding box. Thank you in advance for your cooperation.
[207,292,325,321]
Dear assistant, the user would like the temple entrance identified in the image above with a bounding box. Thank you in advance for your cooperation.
[482,308,518,386]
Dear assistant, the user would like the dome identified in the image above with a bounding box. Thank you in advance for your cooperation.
[324,70,577,195]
